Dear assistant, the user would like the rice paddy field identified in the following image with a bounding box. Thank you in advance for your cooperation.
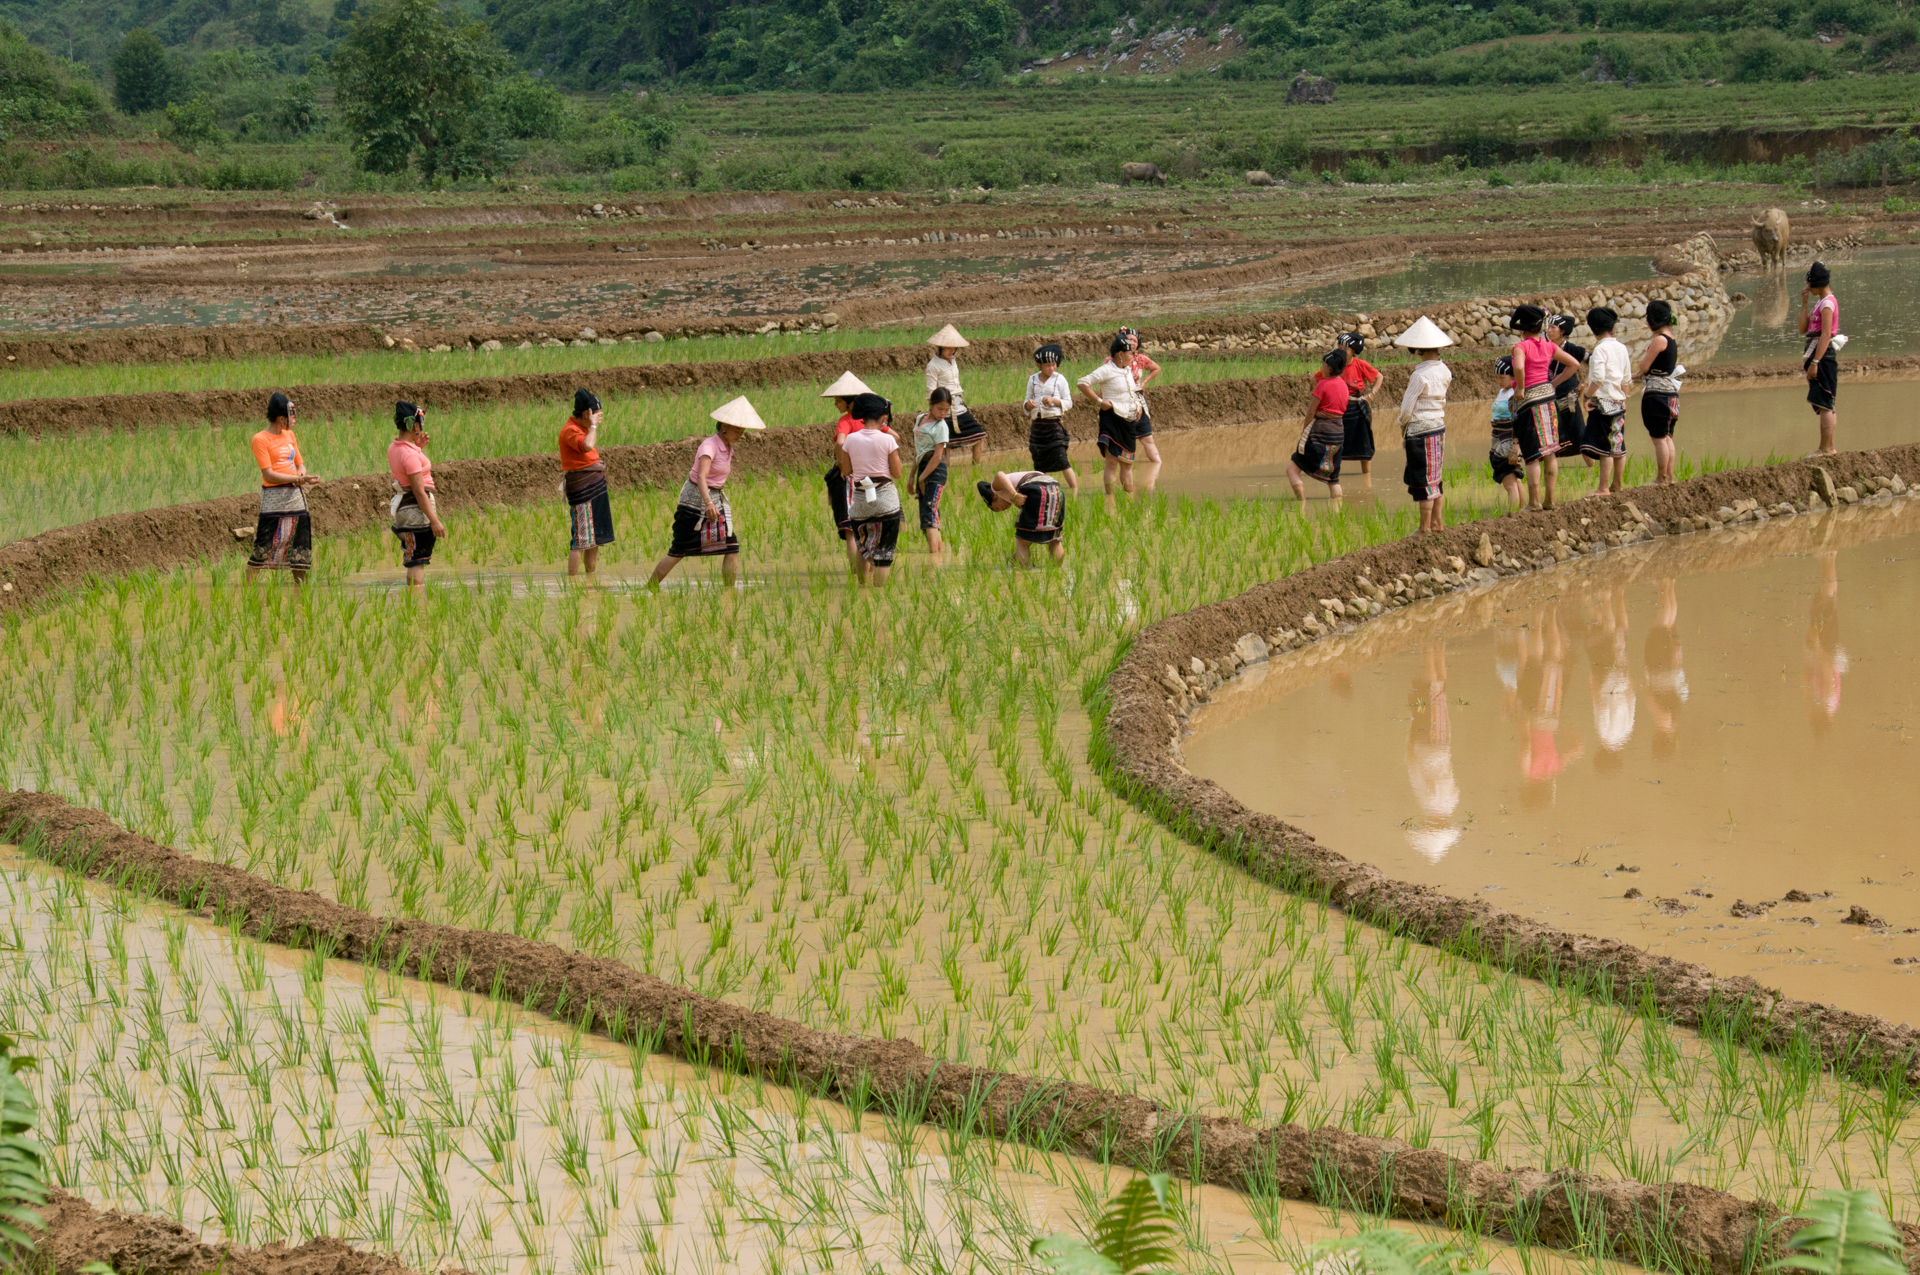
[6,410,1920,1275]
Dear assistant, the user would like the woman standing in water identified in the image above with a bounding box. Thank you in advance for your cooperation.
[1285,348,1352,501]
[1800,262,1840,457]
[1508,305,1581,511]
[388,402,446,588]
[926,326,986,464]
[1336,332,1382,483]
[247,391,319,583]
[648,396,763,589]
[1636,300,1681,486]
[840,392,904,586]
[1121,328,1163,466]
[821,371,874,568]
[560,389,614,580]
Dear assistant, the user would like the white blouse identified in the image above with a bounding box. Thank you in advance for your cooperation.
[925,356,965,410]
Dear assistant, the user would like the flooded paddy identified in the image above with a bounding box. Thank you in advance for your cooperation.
[1185,496,1920,1018]
[1275,255,1658,320]
[1718,246,1920,364]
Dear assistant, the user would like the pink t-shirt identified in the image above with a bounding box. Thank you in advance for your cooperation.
[387,438,432,490]
[1806,293,1838,336]
[841,427,898,480]
[691,434,733,486]
[1515,336,1557,388]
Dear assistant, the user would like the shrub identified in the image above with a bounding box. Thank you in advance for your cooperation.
[273,79,322,137]
[201,157,300,189]
[111,29,181,115]
[334,0,510,178]
[493,74,567,139]
[163,93,223,150]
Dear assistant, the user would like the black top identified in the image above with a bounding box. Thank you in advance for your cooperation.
[1646,334,1678,377]
[1553,342,1587,400]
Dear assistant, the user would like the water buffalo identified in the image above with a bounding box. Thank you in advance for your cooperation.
[1752,207,1789,269]
[1245,170,1276,186]
[1121,162,1167,186]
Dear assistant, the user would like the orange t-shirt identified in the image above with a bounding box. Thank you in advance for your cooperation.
[560,418,599,470]
[250,428,303,486]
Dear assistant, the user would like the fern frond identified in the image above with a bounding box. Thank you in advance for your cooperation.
[1089,1174,1178,1275]
[1310,1228,1494,1275]
[1769,1190,1907,1275]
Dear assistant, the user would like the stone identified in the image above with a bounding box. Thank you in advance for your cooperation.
[644,331,665,342]
[1188,657,1205,676]
[1843,905,1886,927]
[517,340,534,350]
[1810,465,1838,505]
[1715,506,1737,522]
[381,334,396,349]
[1624,887,1643,899]
[1836,486,1859,504]
[820,312,840,327]
[1234,633,1270,665]
[231,526,251,541]
[1472,531,1494,567]
[1551,542,1572,562]
[578,327,597,339]
[479,339,503,351]
[1160,667,1186,696]
[1446,555,1465,574]
[598,337,617,346]
[1893,475,1908,494]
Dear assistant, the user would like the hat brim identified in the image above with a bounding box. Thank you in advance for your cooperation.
[928,324,970,349]
[710,395,768,430]
[1393,317,1456,349]
[820,372,871,398]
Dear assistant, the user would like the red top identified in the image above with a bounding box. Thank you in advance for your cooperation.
[559,419,599,470]
[1311,374,1350,417]
[1340,357,1380,391]
[836,411,893,439]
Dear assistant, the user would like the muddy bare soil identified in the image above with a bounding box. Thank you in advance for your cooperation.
[10,788,1913,1275]
[1102,444,1920,1099]
[31,1188,462,1275]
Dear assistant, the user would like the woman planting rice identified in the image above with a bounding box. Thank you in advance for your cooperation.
[1580,307,1631,496]
[1392,317,1452,534]
[648,396,763,589]
[1285,348,1352,501]
[911,388,953,556]
[388,401,445,588]
[1508,304,1581,511]
[1336,333,1382,482]
[820,371,874,568]
[926,326,985,464]
[1488,358,1523,511]
[1121,328,1163,466]
[559,388,614,580]
[1800,262,1840,457]
[839,392,904,586]
[1024,344,1078,493]
[1637,300,1682,486]
[977,470,1067,566]
[1078,335,1145,497]
[246,391,319,583]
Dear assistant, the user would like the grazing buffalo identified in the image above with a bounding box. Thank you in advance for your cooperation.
[1752,207,1789,269]
[1245,169,1276,186]
[1121,162,1167,186]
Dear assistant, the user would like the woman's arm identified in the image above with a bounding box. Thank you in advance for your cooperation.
[1510,345,1527,391]
[695,454,720,517]
[918,443,946,485]
[992,472,1027,507]
[836,441,853,480]
[1636,335,1665,377]
[887,450,902,481]
[1136,355,1161,388]
[1810,302,1834,364]
[409,470,445,536]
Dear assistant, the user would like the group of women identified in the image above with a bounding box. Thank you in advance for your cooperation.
[240,260,1844,585]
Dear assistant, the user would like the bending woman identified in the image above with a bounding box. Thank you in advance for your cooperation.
[649,396,764,588]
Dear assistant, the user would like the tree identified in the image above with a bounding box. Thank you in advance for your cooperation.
[110,29,181,115]
[491,73,567,139]
[333,0,510,179]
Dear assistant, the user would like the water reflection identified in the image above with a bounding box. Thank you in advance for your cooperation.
[1804,549,1848,732]
[1582,587,1636,765]
[1513,603,1583,808]
[1404,643,1459,862]
[1642,578,1686,760]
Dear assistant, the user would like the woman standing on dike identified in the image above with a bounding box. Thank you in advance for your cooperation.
[560,388,614,580]
[388,402,446,588]
[1336,332,1381,483]
[1800,262,1840,457]
[927,326,986,465]
[1508,305,1581,511]
[839,392,904,586]
[1121,328,1163,466]
[1545,315,1587,483]
[648,396,763,589]
[1636,300,1682,486]
[1285,348,1352,501]
[247,391,320,583]
[820,371,874,567]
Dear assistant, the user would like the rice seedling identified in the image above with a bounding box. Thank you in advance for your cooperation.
[3,444,1916,1248]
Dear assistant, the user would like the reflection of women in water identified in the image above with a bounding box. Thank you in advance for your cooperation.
[1803,550,1848,733]
[1515,604,1584,808]
[1642,577,1687,760]
[1800,261,1840,458]
[1405,643,1461,862]
[1582,586,1636,771]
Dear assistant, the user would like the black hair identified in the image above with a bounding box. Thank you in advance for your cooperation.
[850,392,891,422]
[573,388,602,417]
[1109,334,1132,357]
[1585,306,1618,335]
[927,387,952,407]
[976,479,997,508]
[1806,261,1831,288]
[395,401,423,431]
[1321,347,1349,375]
[1646,299,1674,329]
[1509,304,1545,334]
[267,391,293,423]
[1546,314,1575,336]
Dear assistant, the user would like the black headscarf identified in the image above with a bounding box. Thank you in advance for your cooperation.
[266,391,293,423]
[1806,261,1831,288]
[1034,343,1064,365]
[1337,332,1365,355]
[850,392,892,422]
[395,401,425,430]
[1509,305,1545,333]
[1321,347,1349,375]
[1585,306,1618,335]
[573,388,602,416]
[1646,299,1674,328]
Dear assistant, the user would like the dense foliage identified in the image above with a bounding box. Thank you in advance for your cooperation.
[332,0,509,177]
[0,19,105,138]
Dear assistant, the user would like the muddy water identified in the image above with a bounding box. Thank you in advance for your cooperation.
[0,845,1639,1275]
[1274,255,1658,319]
[1147,376,1920,506]
[1719,246,1920,364]
[1185,498,1920,1018]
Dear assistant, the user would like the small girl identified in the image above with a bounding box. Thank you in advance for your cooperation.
[1636,299,1681,486]
[912,388,953,555]
[1024,344,1078,493]
[1336,332,1382,480]
[1489,357,1523,511]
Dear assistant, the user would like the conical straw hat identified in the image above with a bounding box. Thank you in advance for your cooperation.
[1393,316,1455,349]
[927,324,970,349]
[820,371,871,398]
[710,396,767,430]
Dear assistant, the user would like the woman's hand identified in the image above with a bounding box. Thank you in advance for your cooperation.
[1805,363,1818,381]
[704,498,721,521]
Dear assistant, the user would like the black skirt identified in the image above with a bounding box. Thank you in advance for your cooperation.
[825,464,851,538]
[1489,436,1524,485]
[1641,392,1678,441]
[1291,415,1345,485]
[1806,350,1838,411]
[1029,419,1073,473]
[1514,394,1565,463]
[1339,399,1375,461]
[669,499,738,558]
[565,470,615,549]
[949,407,985,446]
[1579,406,1627,460]
[1096,408,1137,460]
[248,511,312,570]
